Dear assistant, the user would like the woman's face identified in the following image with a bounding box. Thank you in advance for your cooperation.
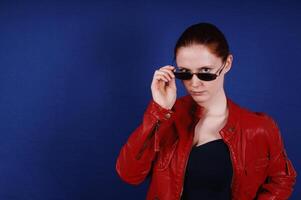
[175,44,232,104]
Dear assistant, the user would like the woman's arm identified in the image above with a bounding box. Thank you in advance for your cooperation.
[115,99,175,185]
[256,115,297,200]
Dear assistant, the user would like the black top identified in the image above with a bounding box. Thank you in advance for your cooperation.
[181,139,233,200]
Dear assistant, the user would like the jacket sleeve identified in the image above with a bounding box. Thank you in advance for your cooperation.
[115,99,176,185]
[256,115,297,200]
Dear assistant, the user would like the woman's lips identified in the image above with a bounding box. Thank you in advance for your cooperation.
[190,91,206,95]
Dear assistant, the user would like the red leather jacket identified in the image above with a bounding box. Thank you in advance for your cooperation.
[116,95,297,200]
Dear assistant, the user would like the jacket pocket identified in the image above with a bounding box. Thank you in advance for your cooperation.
[253,156,270,184]
[254,157,269,172]
[154,139,178,171]
[244,157,270,199]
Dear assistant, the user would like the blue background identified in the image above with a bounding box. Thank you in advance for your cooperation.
[0,0,300,199]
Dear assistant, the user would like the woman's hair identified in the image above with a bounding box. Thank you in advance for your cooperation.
[174,22,230,62]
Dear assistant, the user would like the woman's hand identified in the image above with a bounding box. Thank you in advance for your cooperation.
[151,65,177,110]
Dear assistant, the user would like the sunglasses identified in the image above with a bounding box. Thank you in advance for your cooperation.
[173,62,226,81]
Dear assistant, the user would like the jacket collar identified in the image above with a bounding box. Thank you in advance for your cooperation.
[186,95,240,141]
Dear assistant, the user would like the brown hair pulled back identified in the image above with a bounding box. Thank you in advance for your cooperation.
[174,22,230,62]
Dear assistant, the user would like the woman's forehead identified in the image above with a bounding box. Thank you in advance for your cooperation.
[175,45,221,69]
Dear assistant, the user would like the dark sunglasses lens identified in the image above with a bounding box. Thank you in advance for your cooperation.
[174,72,192,80]
[197,73,217,81]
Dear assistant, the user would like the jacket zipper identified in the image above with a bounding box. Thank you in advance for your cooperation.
[135,120,160,160]
[223,138,235,189]
[179,120,198,199]
[179,141,193,199]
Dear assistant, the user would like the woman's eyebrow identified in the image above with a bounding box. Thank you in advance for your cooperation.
[178,66,214,70]
[197,66,214,69]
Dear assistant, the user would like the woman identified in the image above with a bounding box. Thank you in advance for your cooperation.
[115,22,297,200]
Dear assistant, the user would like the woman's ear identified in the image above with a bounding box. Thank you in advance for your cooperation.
[224,54,233,74]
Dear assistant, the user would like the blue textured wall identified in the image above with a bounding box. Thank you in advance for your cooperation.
[0,1,300,199]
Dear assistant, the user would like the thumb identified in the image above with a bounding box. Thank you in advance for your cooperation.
[168,76,176,89]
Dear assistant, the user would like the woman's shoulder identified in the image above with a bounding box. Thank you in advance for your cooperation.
[237,104,284,149]
[236,102,279,133]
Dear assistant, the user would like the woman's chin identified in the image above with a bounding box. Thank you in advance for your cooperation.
[191,93,209,103]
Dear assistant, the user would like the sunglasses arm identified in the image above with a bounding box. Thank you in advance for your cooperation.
[217,62,227,76]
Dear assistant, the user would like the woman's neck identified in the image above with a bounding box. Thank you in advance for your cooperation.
[198,89,228,118]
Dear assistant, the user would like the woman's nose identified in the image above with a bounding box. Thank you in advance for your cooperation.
[190,74,203,87]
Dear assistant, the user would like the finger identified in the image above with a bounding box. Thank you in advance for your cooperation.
[160,65,175,69]
[160,66,175,73]
[159,68,175,79]
[156,70,172,81]
[167,75,176,86]
[154,73,169,82]
[155,70,171,81]
[157,69,172,81]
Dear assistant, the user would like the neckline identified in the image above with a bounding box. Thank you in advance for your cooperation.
[193,138,223,148]
[186,94,240,141]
